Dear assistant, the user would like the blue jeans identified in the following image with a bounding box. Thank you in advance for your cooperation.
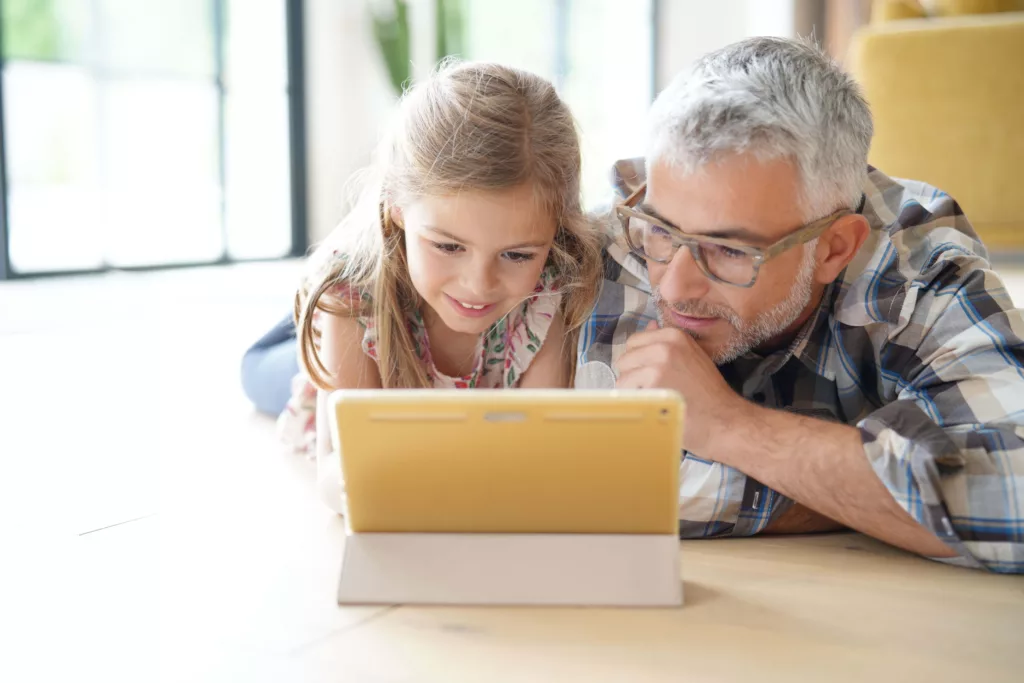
[241,314,298,416]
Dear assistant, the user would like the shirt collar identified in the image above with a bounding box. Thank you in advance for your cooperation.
[724,277,840,380]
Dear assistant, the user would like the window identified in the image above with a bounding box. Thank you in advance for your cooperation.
[456,0,655,208]
[0,0,304,277]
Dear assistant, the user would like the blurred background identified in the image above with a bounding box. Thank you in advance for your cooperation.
[0,0,884,279]
[5,0,1020,284]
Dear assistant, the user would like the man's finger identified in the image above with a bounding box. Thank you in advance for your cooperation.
[613,346,650,376]
[624,322,693,351]
[615,337,686,376]
[615,365,655,390]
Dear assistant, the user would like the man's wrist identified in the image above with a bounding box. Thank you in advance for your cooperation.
[704,396,764,469]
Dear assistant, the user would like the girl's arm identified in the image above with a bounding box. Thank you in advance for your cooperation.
[518,314,572,389]
[315,312,382,463]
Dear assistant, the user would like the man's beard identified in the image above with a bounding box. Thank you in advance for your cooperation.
[652,245,818,365]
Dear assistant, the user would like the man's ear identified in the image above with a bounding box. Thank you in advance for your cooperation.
[814,214,870,284]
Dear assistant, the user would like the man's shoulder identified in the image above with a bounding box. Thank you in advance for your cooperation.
[860,167,983,251]
[832,168,996,323]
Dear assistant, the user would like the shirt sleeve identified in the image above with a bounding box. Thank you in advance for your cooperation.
[859,251,1024,573]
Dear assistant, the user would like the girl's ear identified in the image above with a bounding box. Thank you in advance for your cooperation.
[390,205,405,230]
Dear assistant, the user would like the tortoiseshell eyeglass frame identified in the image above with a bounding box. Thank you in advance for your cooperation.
[615,183,853,288]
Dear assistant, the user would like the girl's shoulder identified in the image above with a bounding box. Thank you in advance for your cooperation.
[312,252,381,362]
[323,280,371,315]
[317,251,373,318]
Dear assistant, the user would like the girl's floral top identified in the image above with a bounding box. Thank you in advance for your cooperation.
[277,266,563,456]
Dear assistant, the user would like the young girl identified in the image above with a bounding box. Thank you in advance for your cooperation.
[277,61,604,507]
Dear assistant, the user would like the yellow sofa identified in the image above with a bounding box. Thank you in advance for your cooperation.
[847,1,1024,249]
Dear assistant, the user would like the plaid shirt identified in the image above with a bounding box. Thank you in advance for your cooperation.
[578,160,1024,573]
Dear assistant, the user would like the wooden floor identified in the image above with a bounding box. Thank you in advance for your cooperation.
[3,261,1024,682]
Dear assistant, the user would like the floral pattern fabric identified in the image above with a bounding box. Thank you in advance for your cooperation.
[277,267,562,456]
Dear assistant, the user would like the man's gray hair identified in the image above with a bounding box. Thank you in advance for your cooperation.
[647,37,873,221]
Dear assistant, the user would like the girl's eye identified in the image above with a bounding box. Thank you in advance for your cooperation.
[433,242,464,255]
[502,251,535,264]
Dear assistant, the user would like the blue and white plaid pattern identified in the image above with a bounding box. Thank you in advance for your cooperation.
[578,161,1024,573]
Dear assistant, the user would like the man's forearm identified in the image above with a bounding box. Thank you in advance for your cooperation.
[712,403,957,558]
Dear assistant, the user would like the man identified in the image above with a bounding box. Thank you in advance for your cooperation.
[579,36,1024,573]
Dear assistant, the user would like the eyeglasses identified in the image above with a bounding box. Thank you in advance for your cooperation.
[615,183,852,288]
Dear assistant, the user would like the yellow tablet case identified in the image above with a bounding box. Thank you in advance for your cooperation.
[330,390,684,535]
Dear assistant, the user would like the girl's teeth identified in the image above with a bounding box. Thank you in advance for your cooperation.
[460,301,485,310]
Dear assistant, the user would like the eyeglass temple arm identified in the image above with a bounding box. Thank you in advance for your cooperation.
[761,209,852,259]
[621,182,646,208]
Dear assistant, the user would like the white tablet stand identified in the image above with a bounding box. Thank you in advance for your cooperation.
[337,531,683,607]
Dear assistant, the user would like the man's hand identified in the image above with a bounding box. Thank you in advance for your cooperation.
[614,321,747,455]
[615,325,957,559]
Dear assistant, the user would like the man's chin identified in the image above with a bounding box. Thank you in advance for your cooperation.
[672,326,723,356]
[695,336,723,358]
[675,329,744,365]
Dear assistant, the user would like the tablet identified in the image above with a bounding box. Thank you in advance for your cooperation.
[329,389,684,535]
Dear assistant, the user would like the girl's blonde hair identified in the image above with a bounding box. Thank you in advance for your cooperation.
[297,60,603,389]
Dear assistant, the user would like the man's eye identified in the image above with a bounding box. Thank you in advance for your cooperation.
[704,243,748,260]
[503,251,535,263]
[433,242,463,254]
[649,224,671,237]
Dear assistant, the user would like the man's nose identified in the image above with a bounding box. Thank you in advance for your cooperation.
[656,245,711,302]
